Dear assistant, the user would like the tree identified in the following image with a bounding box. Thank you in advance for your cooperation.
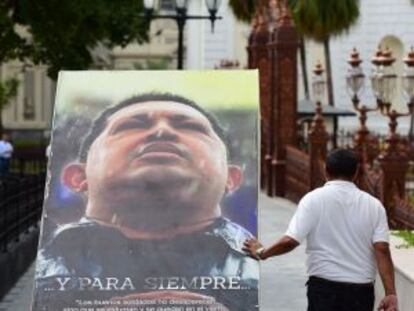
[0,1,151,134]
[228,0,360,106]
[0,2,26,134]
[228,0,256,23]
[0,1,150,132]
[0,78,19,133]
[0,1,28,64]
[134,58,171,70]
[8,0,150,79]
[287,0,360,106]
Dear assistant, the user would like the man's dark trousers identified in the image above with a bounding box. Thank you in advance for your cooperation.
[307,276,375,311]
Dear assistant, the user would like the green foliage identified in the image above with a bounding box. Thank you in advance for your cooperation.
[134,58,171,70]
[393,230,414,248]
[228,0,360,42]
[228,0,256,23]
[6,0,150,80]
[0,77,19,110]
[0,77,19,132]
[289,0,360,42]
[0,2,28,63]
[289,0,359,106]
[409,195,414,206]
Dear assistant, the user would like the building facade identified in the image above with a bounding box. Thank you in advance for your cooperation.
[186,0,250,69]
[1,0,250,136]
[8,0,413,136]
[300,0,414,134]
[1,62,55,138]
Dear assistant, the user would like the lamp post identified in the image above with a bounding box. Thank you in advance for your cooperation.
[309,61,329,188]
[403,47,414,142]
[370,46,384,106]
[310,61,332,146]
[375,48,398,114]
[346,46,414,221]
[309,61,329,140]
[143,0,222,70]
[374,47,414,216]
[347,48,369,144]
[374,48,414,156]
[312,61,325,106]
[346,48,380,159]
[346,47,414,155]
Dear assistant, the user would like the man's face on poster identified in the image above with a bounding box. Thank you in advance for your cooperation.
[63,101,242,229]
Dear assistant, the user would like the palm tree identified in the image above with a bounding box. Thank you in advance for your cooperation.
[288,0,359,106]
[229,0,360,106]
[228,0,256,23]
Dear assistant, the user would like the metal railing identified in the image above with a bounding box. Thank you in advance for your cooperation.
[0,173,46,252]
[10,148,47,175]
[406,161,414,200]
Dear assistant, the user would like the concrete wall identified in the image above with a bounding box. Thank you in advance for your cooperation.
[375,235,414,311]
[1,63,55,131]
[186,0,250,69]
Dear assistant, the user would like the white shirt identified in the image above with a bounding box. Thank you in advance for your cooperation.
[286,180,389,283]
[0,140,13,159]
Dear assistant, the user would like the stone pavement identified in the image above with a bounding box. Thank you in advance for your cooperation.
[0,193,306,311]
[0,263,35,311]
[259,194,307,311]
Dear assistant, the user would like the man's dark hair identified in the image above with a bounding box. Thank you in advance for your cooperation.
[78,92,229,162]
[325,149,358,179]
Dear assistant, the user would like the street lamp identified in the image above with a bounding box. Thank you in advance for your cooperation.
[403,47,414,141]
[370,46,384,104]
[346,49,375,152]
[376,48,398,111]
[346,48,365,100]
[345,48,386,164]
[310,61,329,141]
[143,0,222,70]
[348,47,414,157]
[205,0,222,24]
[371,48,412,119]
[312,61,325,105]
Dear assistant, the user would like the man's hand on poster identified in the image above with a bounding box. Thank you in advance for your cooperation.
[110,290,229,311]
[243,238,265,260]
[243,236,299,260]
[377,294,398,311]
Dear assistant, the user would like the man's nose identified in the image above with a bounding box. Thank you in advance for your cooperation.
[146,121,178,142]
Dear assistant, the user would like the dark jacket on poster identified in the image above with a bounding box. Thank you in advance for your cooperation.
[33,217,259,311]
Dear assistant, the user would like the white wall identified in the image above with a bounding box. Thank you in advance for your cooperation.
[1,62,54,130]
[303,0,414,133]
[186,0,250,69]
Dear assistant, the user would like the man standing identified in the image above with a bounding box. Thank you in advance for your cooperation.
[244,149,398,311]
[0,133,13,175]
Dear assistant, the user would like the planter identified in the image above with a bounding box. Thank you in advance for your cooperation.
[375,234,414,311]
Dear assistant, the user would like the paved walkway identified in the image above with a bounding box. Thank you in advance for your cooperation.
[0,263,35,311]
[259,194,307,311]
[0,194,306,311]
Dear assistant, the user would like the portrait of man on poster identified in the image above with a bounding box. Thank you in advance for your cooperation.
[33,92,259,311]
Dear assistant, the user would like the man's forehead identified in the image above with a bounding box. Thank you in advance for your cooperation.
[107,101,211,124]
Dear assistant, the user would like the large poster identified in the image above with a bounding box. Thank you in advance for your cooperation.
[31,71,259,311]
